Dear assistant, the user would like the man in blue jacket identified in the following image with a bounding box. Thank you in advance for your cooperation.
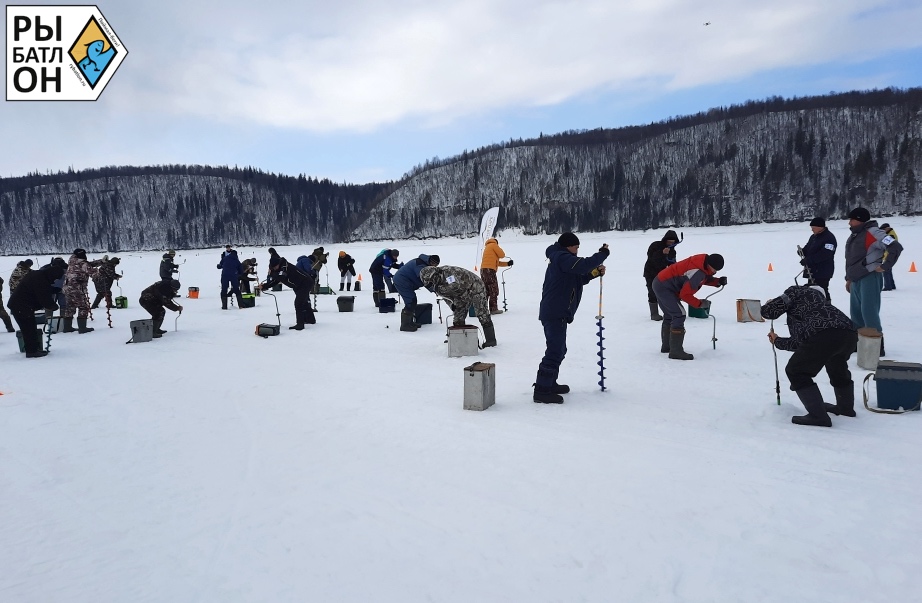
[217,248,243,310]
[393,254,440,332]
[801,217,836,300]
[533,232,608,404]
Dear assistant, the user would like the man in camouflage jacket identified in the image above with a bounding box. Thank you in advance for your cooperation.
[62,249,99,333]
[420,265,496,347]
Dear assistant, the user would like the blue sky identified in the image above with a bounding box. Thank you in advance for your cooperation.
[2,0,920,184]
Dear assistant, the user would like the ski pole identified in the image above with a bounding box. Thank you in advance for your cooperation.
[596,274,606,392]
[770,319,781,405]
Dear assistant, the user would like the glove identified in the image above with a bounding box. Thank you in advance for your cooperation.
[590,266,605,278]
[507,259,514,266]
[718,276,728,286]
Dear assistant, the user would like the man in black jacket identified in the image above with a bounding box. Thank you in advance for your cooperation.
[642,230,679,320]
[6,258,67,357]
[801,217,836,300]
[261,257,316,330]
[761,285,857,427]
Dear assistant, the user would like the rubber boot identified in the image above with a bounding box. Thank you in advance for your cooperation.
[649,302,663,321]
[824,385,857,417]
[668,329,693,360]
[792,384,832,426]
[400,307,419,331]
[373,291,382,307]
[481,322,497,347]
[221,294,228,310]
[2,315,14,333]
[660,322,670,353]
[152,317,164,337]
[339,283,345,291]
[235,292,244,308]
[91,292,105,309]
[346,283,351,291]
[63,317,76,333]
[77,317,94,333]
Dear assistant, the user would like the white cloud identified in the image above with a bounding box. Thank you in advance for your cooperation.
[117,0,921,132]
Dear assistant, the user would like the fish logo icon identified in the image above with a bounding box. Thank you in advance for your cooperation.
[68,16,117,88]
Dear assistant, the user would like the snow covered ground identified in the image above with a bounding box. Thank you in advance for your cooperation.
[1,219,920,602]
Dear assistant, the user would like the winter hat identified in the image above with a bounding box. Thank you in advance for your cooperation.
[705,254,725,271]
[809,217,825,227]
[428,254,441,266]
[111,257,120,265]
[558,232,580,247]
[73,248,87,259]
[167,249,176,256]
[848,207,870,222]
[880,223,891,230]
[23,259,33,267]
[390,249,400,258]
[170,279,181,291]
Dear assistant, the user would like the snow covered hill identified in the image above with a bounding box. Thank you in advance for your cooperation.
[2,219,920,602]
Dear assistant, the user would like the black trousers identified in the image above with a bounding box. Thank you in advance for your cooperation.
[293,286,315,324]
[12,310,41,353]
[785,328,857,391]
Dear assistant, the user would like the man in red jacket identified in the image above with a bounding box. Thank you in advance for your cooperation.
[652,254,726,360]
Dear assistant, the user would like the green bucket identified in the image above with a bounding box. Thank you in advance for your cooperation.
[689,301,711,319]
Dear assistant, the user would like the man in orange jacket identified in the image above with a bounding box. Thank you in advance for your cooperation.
[652,254,726,360]
[480,238,513,314]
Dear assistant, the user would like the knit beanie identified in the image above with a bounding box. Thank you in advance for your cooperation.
[705,254,725,271]
[558,232,580,247]
[809,217,825,227]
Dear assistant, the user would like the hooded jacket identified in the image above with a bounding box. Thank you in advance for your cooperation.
[480,239,510,271]
[844,220,903,282]
[643,230,679,278]
[394,254,435,291]
[538,243,609,323]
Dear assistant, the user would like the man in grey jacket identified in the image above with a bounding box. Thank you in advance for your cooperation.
[843,207,903,355]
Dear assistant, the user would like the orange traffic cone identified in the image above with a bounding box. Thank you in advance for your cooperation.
[767,263,774,271]
[910,262,917,273]
[355,273,362,291]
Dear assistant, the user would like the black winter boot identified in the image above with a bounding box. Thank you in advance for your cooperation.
[339,283,344,291]
[481,322,497,347]
[346,283,351,291]
[792,384,832,426]
[235,293,245,308]
[63,317,76,333]
[400,307,419,332]
[77,317,94,333]
[824,385,857,417]
[152,317,164,337]
[660,322,670,353]
[649,302,663,321]
[372,291,382,307]
[221,294,228,310]
[533,386,564,404]
[289,323,304,330]
[668,329,693,360]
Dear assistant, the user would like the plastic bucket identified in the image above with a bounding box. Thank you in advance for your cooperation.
[187,287,199,299]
